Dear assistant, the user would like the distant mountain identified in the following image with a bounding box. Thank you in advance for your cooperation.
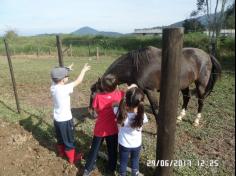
[169,14,216,27]
[71,26,123,36]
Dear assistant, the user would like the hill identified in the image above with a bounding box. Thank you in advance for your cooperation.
[71,26,123,36]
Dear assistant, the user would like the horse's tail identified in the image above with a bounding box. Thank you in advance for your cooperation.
[204,55,222,98]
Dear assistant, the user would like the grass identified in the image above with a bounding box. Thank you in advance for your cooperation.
[0,53,235,176]
[1,34,234,58]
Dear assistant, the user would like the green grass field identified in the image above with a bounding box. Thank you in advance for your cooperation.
[0,54,234,175]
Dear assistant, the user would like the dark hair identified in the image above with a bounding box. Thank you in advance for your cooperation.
[117,87,145,129]
[101,74,118,92]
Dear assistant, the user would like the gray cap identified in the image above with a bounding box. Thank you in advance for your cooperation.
[50,67,69,81]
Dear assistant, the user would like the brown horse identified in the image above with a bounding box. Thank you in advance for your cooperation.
[89,46,221,126]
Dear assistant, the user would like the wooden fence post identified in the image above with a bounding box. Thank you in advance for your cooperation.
[88,43,91,57]
[37,47,39,57]
[70,44,72,57]
[3,39,21,114]
[56,35,64,67]
[96,47,99,60]
[155,28,183,176]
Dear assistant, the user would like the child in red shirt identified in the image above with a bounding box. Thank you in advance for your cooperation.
[83,74,124,175]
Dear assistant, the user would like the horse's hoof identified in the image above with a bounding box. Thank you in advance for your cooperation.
[177,116,183,121]
[176,119,182,123]
[193,121,199,127]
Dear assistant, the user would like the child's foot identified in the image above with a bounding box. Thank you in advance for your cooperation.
[83,169,91,176]
[74,152,83,162]
[106,170,116,176]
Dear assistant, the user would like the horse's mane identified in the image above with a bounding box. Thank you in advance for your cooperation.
[128,46,153,71]
[104,46,158,76]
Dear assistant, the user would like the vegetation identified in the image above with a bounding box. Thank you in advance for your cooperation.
[4,30,18,41]
[191,0,235,56]
[183,19,205,33]
[225,2,235,28]
[0,49,234,175]
[0,33,234,60]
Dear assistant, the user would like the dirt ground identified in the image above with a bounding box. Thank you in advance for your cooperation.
[0,118,81,176]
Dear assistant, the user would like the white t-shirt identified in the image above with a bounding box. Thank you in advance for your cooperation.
[50,82,74,122]
[113,107,148,148]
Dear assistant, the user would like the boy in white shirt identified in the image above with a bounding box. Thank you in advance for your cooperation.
[50,63,90,164]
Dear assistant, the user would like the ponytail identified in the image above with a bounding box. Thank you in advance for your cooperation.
[131,101,144,129]
[117,98,127,127]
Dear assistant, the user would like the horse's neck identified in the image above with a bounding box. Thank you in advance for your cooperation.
[103,69,132,85]
[104,56,135,85]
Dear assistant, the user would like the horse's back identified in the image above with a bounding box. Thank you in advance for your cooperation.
[180,48,212,89]
[182,48,211,63]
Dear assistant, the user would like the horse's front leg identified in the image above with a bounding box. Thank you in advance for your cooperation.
[144,89,159,123]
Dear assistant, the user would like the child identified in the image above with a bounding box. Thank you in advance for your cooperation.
[114,86,148,176]
[50,63,90,164]
[83,74,125,176]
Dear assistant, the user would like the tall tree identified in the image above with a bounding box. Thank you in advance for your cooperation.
[4,30,18,41]
[225,2,235,28]
[183,18,205,33]
[191,0,233,56]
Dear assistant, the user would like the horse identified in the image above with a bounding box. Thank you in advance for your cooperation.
[89,46,221,126]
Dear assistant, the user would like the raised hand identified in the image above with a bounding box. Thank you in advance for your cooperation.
[67,63,74,71]
[82,63,91,72]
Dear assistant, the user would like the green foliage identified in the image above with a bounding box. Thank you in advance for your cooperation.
[184,33,210,50]
[225,15,235,29]
[0,33,234,61]
[225,2,235,28]
[4,30,18,41]
[183,19,205,33]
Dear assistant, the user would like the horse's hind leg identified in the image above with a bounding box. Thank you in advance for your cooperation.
[193,83,205,126]
[177,88,190,122]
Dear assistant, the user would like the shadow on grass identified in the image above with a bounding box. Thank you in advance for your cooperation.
[71,107,155,175]
[71,107,96,126]
[0,99,154,175]
[0,100,18,114]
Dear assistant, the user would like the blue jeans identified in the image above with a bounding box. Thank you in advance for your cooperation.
[54,119,75,150]
[85,134,118,172]
[119,144,141,176]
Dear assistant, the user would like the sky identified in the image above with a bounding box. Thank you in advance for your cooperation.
[0,0,211,36]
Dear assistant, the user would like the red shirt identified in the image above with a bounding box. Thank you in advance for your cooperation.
[93,90,125,137]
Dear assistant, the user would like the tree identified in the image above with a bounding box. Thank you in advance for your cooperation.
[4,30,18,41]
[191,0,233,56]
[183,18,205,33]
[225,2,235,28]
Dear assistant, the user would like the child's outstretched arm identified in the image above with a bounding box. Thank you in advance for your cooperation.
[72,63,91,87]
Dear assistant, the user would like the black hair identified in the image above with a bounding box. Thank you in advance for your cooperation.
[101,74,118,92]
[117,87,145,129]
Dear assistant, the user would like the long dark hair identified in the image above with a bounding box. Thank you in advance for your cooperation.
[101,74,118,92]
[117,87,145,129]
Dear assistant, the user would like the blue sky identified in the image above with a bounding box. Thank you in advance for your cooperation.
[0,0,209,36]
